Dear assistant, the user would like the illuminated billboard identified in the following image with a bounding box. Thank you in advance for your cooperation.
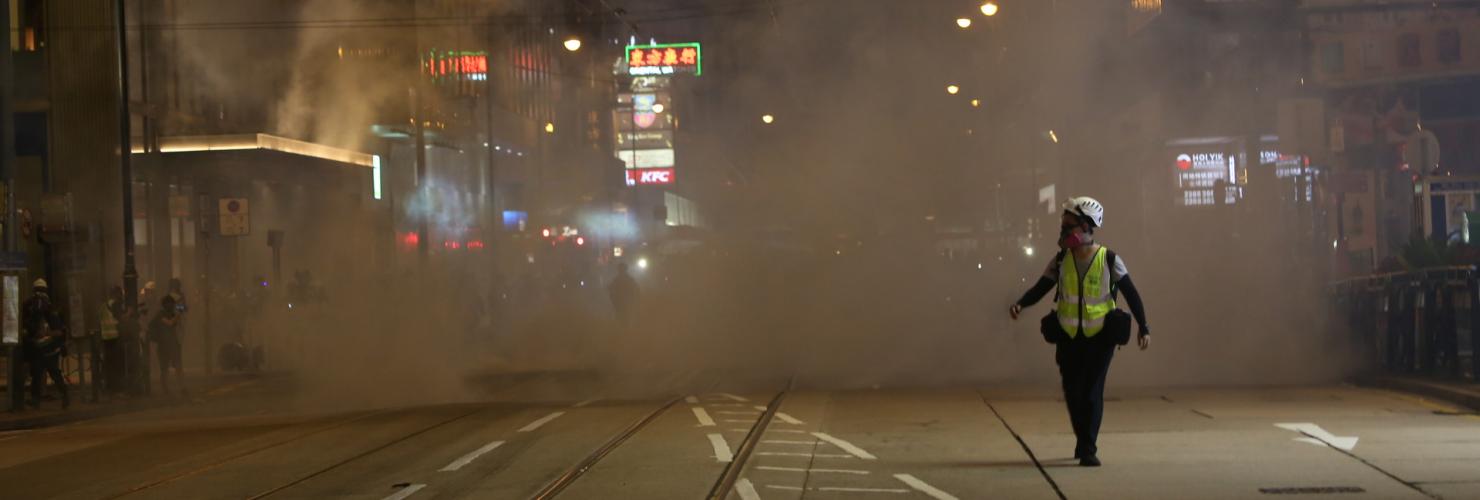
[423,50,488,82]
[626,168,675,186]
[626,43,701,77]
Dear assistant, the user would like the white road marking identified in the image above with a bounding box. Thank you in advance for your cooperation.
[774,412,805,425]
[724,419,758,423]
[711,402,747,407]
[692,407,717,427]
[518,411,566,432]
[718,393,750,402]
[766,485,804,491]
[685,395,699,404]
[1275,423,1359,451]
[895,473,960,500]
[382,484,426,500]
[820,487,909,493]
[716,410,762,415]
[735,478,762,500]
[763,440,817,445]
[755,452,854,458]
[708,433,734,462]
[756,466,869,475]
[439,440,505,472]
[768,429,807,434]
[573,399,598,408]
[812,432,878,460]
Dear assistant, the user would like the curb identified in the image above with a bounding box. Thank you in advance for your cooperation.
[1354,375,1480,412]
[0,372,267,431]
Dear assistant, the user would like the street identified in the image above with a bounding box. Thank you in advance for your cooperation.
[0,371,1476,499]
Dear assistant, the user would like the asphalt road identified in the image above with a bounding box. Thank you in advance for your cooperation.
[0,372,1476,499]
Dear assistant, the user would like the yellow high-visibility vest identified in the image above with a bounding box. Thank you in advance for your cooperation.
[100,302,120,340]
[1056,247,1116,338]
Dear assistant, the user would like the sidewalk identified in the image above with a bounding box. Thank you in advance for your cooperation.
[0,371,261,431]
[1354,373,1480,412]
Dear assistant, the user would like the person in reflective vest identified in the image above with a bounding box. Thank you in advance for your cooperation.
[1009,197,1152,467]
[101,286,130,396]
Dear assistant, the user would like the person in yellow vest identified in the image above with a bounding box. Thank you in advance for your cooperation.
[1009,197,1151,467]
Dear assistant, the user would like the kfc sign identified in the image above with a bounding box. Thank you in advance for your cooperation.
[626,168,675,186]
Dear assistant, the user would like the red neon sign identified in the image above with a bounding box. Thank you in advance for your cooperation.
[625,168,675,186]
[423,51,488,81]
[626,43,701,76]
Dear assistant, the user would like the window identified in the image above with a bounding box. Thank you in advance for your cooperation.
[1438,29,1461,64]
[1321,42,1345,74]
[1397,33,1422,68]
[1361,39,1383,69]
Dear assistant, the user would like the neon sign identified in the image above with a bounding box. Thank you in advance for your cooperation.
[626,168,675,186]
[626,43,701,77]
[423,50,488,82]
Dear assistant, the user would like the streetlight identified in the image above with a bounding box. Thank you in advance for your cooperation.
[761,114,775,124]
[971,98,981,107]
[981,1,999,16]
[946,84,960,95]
[652,103,665,114]
[1048,130,1059,143]
[545,122,555,134]
[563,36,582,52]
[956,17,972,29]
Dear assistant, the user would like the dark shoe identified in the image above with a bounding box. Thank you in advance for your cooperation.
[1079,455,1101,467]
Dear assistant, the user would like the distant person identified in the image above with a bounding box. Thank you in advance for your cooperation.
[21,279,68,410]
[100,285,129,396]
[1008,197,1151,467]
[607,263,640,327]
[137,280,157,395]
[149,295,187,397]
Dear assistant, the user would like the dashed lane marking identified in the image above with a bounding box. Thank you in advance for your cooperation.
[755,452,854,458]
[381,483,425,500]
[716,410,762,415]
[735,478,762,500]
[762,440,817,445]
[685,396,699,404]
[518,411,566,432]
[438,440,504,472]
[692,407,717,427]
[708,433,734,463]
[755,466,869,475]
[573,399,598,408]
[812,432,877,460]
[895,473,960,500]
[717,393,750,402]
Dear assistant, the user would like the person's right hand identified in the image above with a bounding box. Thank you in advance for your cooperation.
[1008,303,1022,320]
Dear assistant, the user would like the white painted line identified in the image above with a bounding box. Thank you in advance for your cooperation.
[735,478,762,500]
[774,412,805,425]
[895,474,960,500]
[708,433,734,463]
[439,440,505,472]
[1275,423,1359,451]
[763,440,817,445]
[685,395,699,404]
[382,483,426,500]
[716,410,762,415]
[812,432,877,460]
[766,485,805,491]
[819,486,908,493]
[573,399,598,408]
[755,452,854,458]
[718,393,750,402]
[518,411,566,432]
[692,407,717,427]
[768,429,807,434]
[756,466,869,475]
[711,402,747,407]
[724,419,757,423]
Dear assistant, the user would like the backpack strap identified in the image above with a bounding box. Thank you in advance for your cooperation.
[1106,248,1120,301]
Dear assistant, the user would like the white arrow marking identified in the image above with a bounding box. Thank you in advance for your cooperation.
[1276,423,1359,451]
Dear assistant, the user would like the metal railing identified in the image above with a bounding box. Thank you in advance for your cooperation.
[1330,266,1478,382]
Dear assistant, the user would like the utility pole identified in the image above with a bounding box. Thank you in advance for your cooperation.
[114,0,141,373]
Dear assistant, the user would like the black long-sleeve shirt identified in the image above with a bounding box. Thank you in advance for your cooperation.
[1016,263,1151,335]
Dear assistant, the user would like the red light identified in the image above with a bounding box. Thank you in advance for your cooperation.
[401,232,420,246]
[444,240,461,250]
[576,237,586,246]
[468,241,485,250]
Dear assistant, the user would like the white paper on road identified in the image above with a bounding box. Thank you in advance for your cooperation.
[1275,423,1359,451]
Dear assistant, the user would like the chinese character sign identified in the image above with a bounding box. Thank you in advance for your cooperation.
[627,43,701,76]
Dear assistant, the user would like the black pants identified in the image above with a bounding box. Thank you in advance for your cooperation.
[1055,339,1116,458]
[102,338,125,394]
[156,341,185,395]
[28,354,68,406]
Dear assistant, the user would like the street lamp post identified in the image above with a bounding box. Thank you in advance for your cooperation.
[114,0,141,328]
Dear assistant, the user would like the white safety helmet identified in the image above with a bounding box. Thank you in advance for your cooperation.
[32,278,47,289]
[1063,196,1105,228]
